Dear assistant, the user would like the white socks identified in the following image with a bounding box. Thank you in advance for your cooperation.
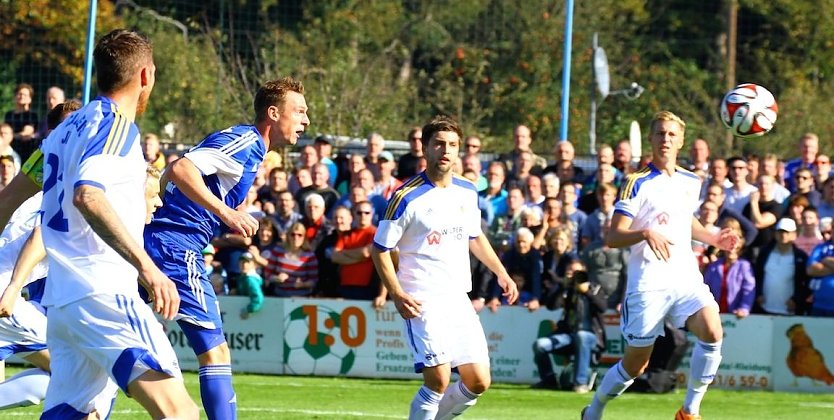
[684,340,722,415]
[409,385,442,420]
[584,361,634,420]
[436,381,480,420]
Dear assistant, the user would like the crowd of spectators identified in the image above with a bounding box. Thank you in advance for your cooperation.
[4,86,833,319]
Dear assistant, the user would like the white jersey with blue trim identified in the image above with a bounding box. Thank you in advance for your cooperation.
[39,96,147,307]
[614,163,703,293]
[373,172,482,300]
[147,124,265,248]
[0,192,47,290]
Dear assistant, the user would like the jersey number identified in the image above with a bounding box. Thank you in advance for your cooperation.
[42,153,69,232]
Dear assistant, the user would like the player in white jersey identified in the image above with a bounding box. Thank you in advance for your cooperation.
[372,116,518,420]
[37,29,197,419]
[0,164,163,415]
[582,111,739,420]
[0,193,51,410]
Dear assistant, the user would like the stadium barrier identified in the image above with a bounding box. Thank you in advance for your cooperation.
[160,296,832,393]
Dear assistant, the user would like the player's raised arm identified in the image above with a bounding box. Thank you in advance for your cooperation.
[371,246,421,318]
[73,184,180,320]
[164,156,259,238]
[691,216,739,252]
[469,233,518,305]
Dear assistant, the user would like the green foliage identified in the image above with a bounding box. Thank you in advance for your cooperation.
[5,0,834,155]
[125,13,249,142]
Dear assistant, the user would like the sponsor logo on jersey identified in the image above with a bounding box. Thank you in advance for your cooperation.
[427,231,441,245]
[656,212,669,225]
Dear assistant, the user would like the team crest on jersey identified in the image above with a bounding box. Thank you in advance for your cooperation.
[656,212,670,225]
[427,231,441,245]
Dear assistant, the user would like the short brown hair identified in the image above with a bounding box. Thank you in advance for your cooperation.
[94,29,154,93]
[15,83,34,97]
[254,77,305,122]
[47,99,82,130]
[421,115,462,149]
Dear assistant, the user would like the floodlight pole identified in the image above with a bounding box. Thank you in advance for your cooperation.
[82,0,98,105]
[558,0,575,143]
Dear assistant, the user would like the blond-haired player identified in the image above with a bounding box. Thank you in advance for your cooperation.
[582,111,738,420]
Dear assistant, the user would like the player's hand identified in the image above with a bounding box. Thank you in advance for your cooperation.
[497,273,519,305]
[140,268,180,320]
[0,286,20,317]
[392,292,421,319]
[525,298,540,312]
[714,227,740,252]
[644,229,673,261]
[471,298,486,313]
[221,208,259,238]
[733,308,749,319]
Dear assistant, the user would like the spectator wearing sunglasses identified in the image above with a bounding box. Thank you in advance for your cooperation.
[332,202,384,304]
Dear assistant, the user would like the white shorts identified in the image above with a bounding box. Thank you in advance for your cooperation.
[404,294,489,373]
[620,284,718,348]
[43,294,182,414]
[0,296,47,359]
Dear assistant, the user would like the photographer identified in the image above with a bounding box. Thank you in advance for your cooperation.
[532,263,607,393]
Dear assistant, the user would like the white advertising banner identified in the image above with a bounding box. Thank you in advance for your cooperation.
[158,297,829,393]
[675,315,774,391]
[772,316,834,393]
[277,298,562,383]
[163,295,285,374]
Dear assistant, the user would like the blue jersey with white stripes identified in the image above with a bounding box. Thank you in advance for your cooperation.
[146,125,265,248]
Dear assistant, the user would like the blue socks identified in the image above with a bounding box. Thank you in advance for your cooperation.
[199,364,237,420]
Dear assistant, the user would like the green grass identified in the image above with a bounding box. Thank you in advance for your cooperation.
[2,367,833,419]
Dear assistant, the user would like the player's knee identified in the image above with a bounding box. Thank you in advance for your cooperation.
[197,343,231,366]
[468,376,490,394]
[532,337,550,354]
[621,357,650,378]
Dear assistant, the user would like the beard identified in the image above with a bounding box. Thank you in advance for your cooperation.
[136,90,150,117]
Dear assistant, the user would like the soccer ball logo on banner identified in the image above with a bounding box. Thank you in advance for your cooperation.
[283,304,358,375]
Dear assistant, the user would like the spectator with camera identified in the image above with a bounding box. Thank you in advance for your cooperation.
[533,263,607,393]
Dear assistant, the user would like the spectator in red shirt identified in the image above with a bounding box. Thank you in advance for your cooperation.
[332,201,384,304]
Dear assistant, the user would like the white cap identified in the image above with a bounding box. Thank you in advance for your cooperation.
[775,218,796,232]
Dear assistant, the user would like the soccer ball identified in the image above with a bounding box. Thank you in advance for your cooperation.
[719,83,778,138]
[283,304,357,375]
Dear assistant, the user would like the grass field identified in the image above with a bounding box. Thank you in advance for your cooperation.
[2,366,833,419]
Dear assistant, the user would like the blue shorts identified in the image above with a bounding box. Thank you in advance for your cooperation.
[144,231,225,345]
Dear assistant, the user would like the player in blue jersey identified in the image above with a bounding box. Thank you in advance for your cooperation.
[372,115,518,420]
[144,77,309,419]
[37,29,197,419]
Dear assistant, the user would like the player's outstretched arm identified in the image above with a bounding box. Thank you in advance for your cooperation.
[691,216,738,252]
[165,157,258,237]
[470,234,518,305]
[371,246,421,318]
[73,184,180,319]
[0,226,46,317]
[0,173,40,230]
